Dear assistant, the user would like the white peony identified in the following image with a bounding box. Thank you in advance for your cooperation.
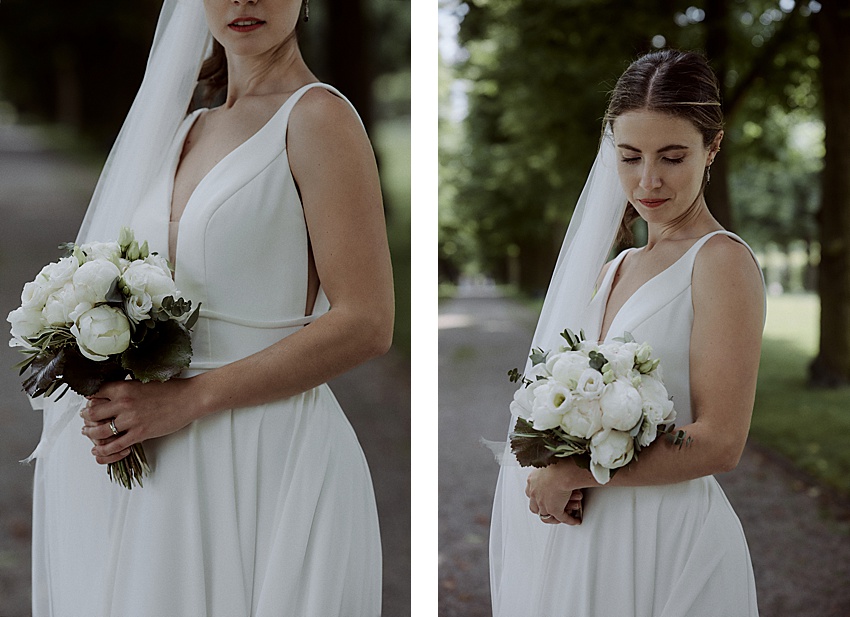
[79,241,121,267]
[510,377,547,420]
[600,342,639,378]
[121,261,177,309]
[42,283,85,326]
[144,253,173,278]
[72,259,121,305]
[639,375,676,424]
[551,352,589,388]
[589,429,635,484]
[560,397,603,439]
[529,381,574,430]
[576,368,606,400]
[7,306,46,342]
[599,379,643,431]
[22,257,79,309]
[71,306,131,361]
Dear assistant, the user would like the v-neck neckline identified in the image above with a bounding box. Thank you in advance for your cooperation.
[165,82,323,269]
[597,232,723,341]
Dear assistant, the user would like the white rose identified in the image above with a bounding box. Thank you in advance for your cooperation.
[576,368,606,400]
[551,352,589,388]
[72,259,121,305]
[79,241,121,267]
[124,292,153,324]
[599,379,643,431]
[121,261,177,309]
[42,283,86,326]
[70,306,131,361]
[7,306,46,341]
[589,429,634,484]
[530,381,574,430]
[560,397,603,439]
[509,377,547,419]
[639,375,676,424]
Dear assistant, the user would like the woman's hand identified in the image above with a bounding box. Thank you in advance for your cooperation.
[80,378,200,465]
[526,462,590,525]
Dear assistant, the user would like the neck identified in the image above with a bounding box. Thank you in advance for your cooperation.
[223,39,314,106]
[644,197,722,248]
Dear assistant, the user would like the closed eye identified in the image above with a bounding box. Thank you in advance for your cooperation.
[664,157,685,164]
[620,157,640,164]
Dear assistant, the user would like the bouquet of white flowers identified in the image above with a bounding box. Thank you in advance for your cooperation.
[8,227,199,489]
[508,329,689,485]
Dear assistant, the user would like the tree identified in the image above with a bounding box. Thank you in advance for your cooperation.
[810,1,850,386]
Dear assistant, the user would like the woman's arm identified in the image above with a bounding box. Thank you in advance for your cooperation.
[83,89,394,463]
[526,235,764,523]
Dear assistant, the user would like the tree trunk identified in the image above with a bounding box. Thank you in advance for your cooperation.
[326,0,373,132]
[810,3,850,387]
[702,0,734,230]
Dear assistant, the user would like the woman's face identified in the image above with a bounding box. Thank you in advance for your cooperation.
[612,109,720,225]
[204,0,301,58]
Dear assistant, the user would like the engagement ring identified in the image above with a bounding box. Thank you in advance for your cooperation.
[109,419,119,436]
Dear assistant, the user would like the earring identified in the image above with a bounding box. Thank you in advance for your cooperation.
[303,0,309,22]
[706,166,711,184]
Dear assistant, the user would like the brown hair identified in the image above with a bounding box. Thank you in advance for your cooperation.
[604,49,724,246]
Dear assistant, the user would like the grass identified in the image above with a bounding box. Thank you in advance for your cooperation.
[751,294,850,498]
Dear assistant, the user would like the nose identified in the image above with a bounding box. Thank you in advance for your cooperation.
[232,0,257,5]
[638,162,662,191]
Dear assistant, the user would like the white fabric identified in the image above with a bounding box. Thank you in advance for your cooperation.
[490,230,760,617]
[75,0,210,245]
[32,83,382,616]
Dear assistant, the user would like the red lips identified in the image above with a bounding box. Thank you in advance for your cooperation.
[638,199,668,208]
[228,17,265,32]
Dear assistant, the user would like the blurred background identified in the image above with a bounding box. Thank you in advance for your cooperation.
[0,1,410,615]
[439,1,850,615]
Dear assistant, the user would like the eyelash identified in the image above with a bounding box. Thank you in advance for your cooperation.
[620,157,685,165]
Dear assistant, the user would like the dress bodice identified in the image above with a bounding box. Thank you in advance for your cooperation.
[130,83,351,371]
[583,230,762,426]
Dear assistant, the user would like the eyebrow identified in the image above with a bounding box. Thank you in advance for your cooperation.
[617,143,690,153]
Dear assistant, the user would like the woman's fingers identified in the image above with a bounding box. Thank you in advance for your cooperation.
[94,447,132,466]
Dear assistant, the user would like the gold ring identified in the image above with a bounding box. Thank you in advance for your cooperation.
[109,419,119,436]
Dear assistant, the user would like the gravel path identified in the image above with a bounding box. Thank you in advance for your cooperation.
[439,283,850,617]
[0,124,410,617]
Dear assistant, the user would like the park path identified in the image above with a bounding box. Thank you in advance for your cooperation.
[0,123,410,616]
[439,282,850,617]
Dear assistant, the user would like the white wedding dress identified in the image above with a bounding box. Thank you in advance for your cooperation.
[31,83,382,616]
[490,231,760,617]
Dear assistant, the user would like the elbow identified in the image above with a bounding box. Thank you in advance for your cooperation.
[361,308,394,359]
[715,441,745,474]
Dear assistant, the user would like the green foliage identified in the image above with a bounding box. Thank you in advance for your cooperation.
[752,294,850,497]
[444,0,823,286]
[121,320,193,383]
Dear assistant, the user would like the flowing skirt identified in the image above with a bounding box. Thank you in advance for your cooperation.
[490,465,758,617]
[32,384,381,617]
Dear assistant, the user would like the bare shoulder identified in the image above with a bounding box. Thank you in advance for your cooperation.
[287,86,368,144]
[693,233,764,315]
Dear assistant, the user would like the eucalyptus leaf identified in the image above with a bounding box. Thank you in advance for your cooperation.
[185,303,201,330]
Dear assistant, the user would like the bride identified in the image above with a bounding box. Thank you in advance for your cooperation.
[490,50,763,616]
[29,0,393,615]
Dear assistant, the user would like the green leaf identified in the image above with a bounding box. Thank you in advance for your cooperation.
[510,417,560,468]
[104,277,124,306]
[21,349,67,398]
[529,348,548,366]
[61,347,127,396]
[185,303,201,330]
[588,350,607,372]
[121,320,192,382]
[507,367,522,383]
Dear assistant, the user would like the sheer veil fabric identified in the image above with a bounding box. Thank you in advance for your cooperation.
[76,0,210,245]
